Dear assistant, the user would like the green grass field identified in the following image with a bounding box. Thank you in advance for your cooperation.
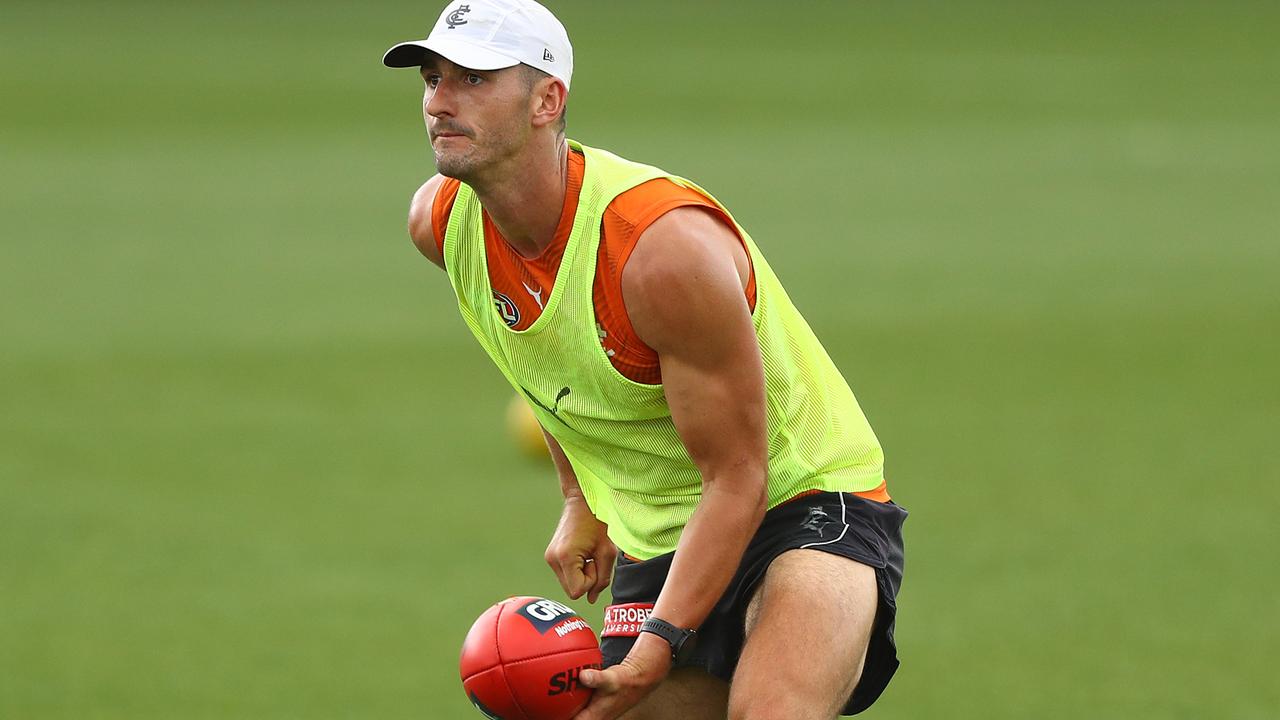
[3,1,1278,717]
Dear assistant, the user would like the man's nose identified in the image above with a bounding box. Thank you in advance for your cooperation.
[425,81,455,118]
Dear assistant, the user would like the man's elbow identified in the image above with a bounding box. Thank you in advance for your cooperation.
[705,465,768,523]
[747,476,768,524]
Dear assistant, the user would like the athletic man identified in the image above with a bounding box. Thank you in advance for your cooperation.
[383,2,907,718]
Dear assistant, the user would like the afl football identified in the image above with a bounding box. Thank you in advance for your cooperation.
[459,596,602,720]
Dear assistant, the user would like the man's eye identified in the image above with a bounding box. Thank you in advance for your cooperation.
[465,74,483,85]
[425,75,441,88]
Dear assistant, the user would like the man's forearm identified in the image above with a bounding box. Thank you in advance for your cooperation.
[542,428,584,501]
[650,470,768,631]
[542,428,618,604]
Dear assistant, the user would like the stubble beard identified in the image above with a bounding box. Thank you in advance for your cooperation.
[432,146,477,182]
[430,129,490,183]
[434,131,514,186]
[429,107,528,185]
[433,134,523,187]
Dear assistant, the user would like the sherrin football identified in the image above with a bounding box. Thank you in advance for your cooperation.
[460,596,603,720]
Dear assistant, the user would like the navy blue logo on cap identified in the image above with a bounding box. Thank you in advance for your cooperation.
[446,4,471,29]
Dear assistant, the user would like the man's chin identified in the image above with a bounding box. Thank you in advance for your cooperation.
[433,151,476,182]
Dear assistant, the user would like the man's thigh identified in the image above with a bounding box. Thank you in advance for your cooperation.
[619,667,728,720]
[730,549,878,720]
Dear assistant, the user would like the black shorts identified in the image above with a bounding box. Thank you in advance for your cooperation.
[601,491,907,716]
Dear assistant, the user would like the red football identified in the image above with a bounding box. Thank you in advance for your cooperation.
[459,596,602,720]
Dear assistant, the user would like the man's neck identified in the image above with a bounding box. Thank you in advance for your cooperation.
[471,137,570,259]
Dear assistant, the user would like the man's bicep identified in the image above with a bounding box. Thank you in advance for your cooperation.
[659,340,767,479]
[624,212,767,479]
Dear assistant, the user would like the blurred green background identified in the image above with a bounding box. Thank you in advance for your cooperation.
[3,0,1278,717]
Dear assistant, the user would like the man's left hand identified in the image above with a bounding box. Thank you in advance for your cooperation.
[573,633,672,720]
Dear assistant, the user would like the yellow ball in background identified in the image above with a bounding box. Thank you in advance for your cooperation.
[506,395,550,459]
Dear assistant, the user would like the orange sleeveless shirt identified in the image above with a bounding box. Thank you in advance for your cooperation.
[432,149,757,384]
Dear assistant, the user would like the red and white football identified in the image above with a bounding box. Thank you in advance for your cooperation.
[459,596,602,720]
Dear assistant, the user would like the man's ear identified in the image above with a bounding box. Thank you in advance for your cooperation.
[530,78,568,130]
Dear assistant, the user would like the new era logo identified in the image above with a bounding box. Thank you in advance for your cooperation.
[543,48,555,62]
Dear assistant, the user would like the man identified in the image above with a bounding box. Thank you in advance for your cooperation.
[382,2,907,718]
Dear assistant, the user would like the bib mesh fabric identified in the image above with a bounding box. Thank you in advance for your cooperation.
[443,141,884,559]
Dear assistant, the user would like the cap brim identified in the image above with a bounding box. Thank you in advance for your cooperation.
[382,37,522,71]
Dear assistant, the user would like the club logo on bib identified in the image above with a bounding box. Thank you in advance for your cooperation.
[493,291,520,327]
[446,4,471,29]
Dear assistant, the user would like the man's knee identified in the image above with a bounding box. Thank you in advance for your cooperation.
[618,667,728,720]
[727,693,821,720]
[727,666,853,720]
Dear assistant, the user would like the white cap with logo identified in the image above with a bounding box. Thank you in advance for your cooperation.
[382,0,574,90]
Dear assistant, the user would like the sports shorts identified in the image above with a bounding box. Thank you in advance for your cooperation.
[600,491,907,715]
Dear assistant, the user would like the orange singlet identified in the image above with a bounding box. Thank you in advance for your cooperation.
[431,148,757,385]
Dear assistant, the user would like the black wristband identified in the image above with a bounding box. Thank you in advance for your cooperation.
[639,616,697,662]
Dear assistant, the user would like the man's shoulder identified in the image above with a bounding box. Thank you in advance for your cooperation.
[606,177,700,226]
[408,174,462,268]
[409,174,461,231]
[604,174,740,264]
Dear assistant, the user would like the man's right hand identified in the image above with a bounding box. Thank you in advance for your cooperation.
[544,497,617,603]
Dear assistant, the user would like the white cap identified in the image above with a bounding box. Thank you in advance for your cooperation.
[382,0,573,90]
